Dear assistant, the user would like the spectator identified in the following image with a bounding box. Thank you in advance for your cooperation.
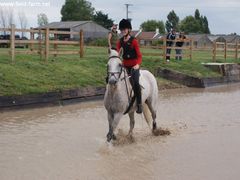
[108,24,119,50]
[166,29,176,62]
[175,32,186,60]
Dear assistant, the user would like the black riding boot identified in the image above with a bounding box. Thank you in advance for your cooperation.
[136,89,142,114]
[131,69,142,114]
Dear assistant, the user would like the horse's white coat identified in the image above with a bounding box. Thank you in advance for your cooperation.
[104,50,158,141]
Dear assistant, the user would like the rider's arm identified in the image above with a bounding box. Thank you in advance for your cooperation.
[108,32,112,49]
[116,40,121,52]
[133,39,142,65]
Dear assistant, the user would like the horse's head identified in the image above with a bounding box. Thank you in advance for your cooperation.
[107,50,122,85]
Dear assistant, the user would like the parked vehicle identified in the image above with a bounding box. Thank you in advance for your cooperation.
[0,35,28,48]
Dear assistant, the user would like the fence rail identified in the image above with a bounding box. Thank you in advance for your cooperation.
[0,25,84,63]
[212,41,239,61]
[140,38,193,61]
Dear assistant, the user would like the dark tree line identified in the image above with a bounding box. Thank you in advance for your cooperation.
[141,9,210,34]
[60,0,210,34]
[61,0,113,29]
[180,9,210,34]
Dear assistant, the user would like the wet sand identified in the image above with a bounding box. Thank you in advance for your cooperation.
[0,84,240,180]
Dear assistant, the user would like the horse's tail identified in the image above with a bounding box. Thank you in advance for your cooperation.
[142,103,152,128]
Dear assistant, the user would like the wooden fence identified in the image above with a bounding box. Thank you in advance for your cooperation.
[212,41,239,62]
[0,25,84,63]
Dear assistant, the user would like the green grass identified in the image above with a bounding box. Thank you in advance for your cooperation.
[0,47,107,96]
[0,46,239,96]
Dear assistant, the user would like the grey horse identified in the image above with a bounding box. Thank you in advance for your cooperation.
[104,49,159,142]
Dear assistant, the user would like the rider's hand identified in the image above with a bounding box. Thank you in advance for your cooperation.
[133,64,140,70]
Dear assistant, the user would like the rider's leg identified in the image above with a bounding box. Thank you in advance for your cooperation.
[131,68,142,114]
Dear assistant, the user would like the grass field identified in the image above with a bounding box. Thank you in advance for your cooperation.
[0,46,239,96]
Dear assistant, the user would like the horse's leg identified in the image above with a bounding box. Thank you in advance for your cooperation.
[128,112,135,137]
[146,99,157,130]
[111,112,123,140]
[106,111,114,142]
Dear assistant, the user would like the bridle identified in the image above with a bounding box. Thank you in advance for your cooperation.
[107,56,132,104]
[107,56,123,82]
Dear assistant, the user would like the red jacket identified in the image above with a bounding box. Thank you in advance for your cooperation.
[116,37,142,67]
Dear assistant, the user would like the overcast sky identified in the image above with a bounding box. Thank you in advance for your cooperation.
[1,0,240,34]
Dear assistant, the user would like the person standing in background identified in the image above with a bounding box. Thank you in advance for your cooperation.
[175,32,186,60]
[166,29,176,62]
[108,24,119,50]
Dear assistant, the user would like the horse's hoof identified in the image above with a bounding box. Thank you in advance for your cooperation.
[106,133,112,142]
[153,122,157,130]
[112,134,117,140]
[128,134,135,142]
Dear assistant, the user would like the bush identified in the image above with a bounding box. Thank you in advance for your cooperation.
[152,40,164,46]
[87,38,108,47]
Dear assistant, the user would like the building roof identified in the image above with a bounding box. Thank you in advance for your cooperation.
[186,34,207,41]
[207,35,220,42]
[221,35,240,43]
[137,32,156,40]
[38,21,92,29]
[131,30,139,37]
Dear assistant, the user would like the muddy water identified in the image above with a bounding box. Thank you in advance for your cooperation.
[1,84,240,180]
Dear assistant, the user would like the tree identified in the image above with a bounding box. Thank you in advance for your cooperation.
[165,10,180,32]
[180,9,211,34]
[61,0,94,21]
[37,13,48,26]
[194,9,201,21]
[18,11,28,37]
[7,8,14,28]
[180,16,201,34]
[0,7,7,34]
[0,8,7,35]
[0,8,14,34]
[93,11,113,29]
[202,16,210,34]
[194,9,210,34]
[194,9,204,32]
[140,20,165,33]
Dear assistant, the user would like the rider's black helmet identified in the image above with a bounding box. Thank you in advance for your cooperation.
[119,19,132,30]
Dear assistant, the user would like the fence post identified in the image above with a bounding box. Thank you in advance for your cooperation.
[162,38,166,62]
[45,28,49,62]
[10,24,15,63]
[190,39,193,61]
[213,41,216,62]
[224,41,227,61]
[235,42,238,60]
[30,27,34,51]
[38,29,42,61]
[54,32,58,58]
[79,29,84,58]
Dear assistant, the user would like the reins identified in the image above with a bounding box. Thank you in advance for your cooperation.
[108,55,133,108]
[123,68,131,104]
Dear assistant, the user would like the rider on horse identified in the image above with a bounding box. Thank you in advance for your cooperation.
[116,19,143,114]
